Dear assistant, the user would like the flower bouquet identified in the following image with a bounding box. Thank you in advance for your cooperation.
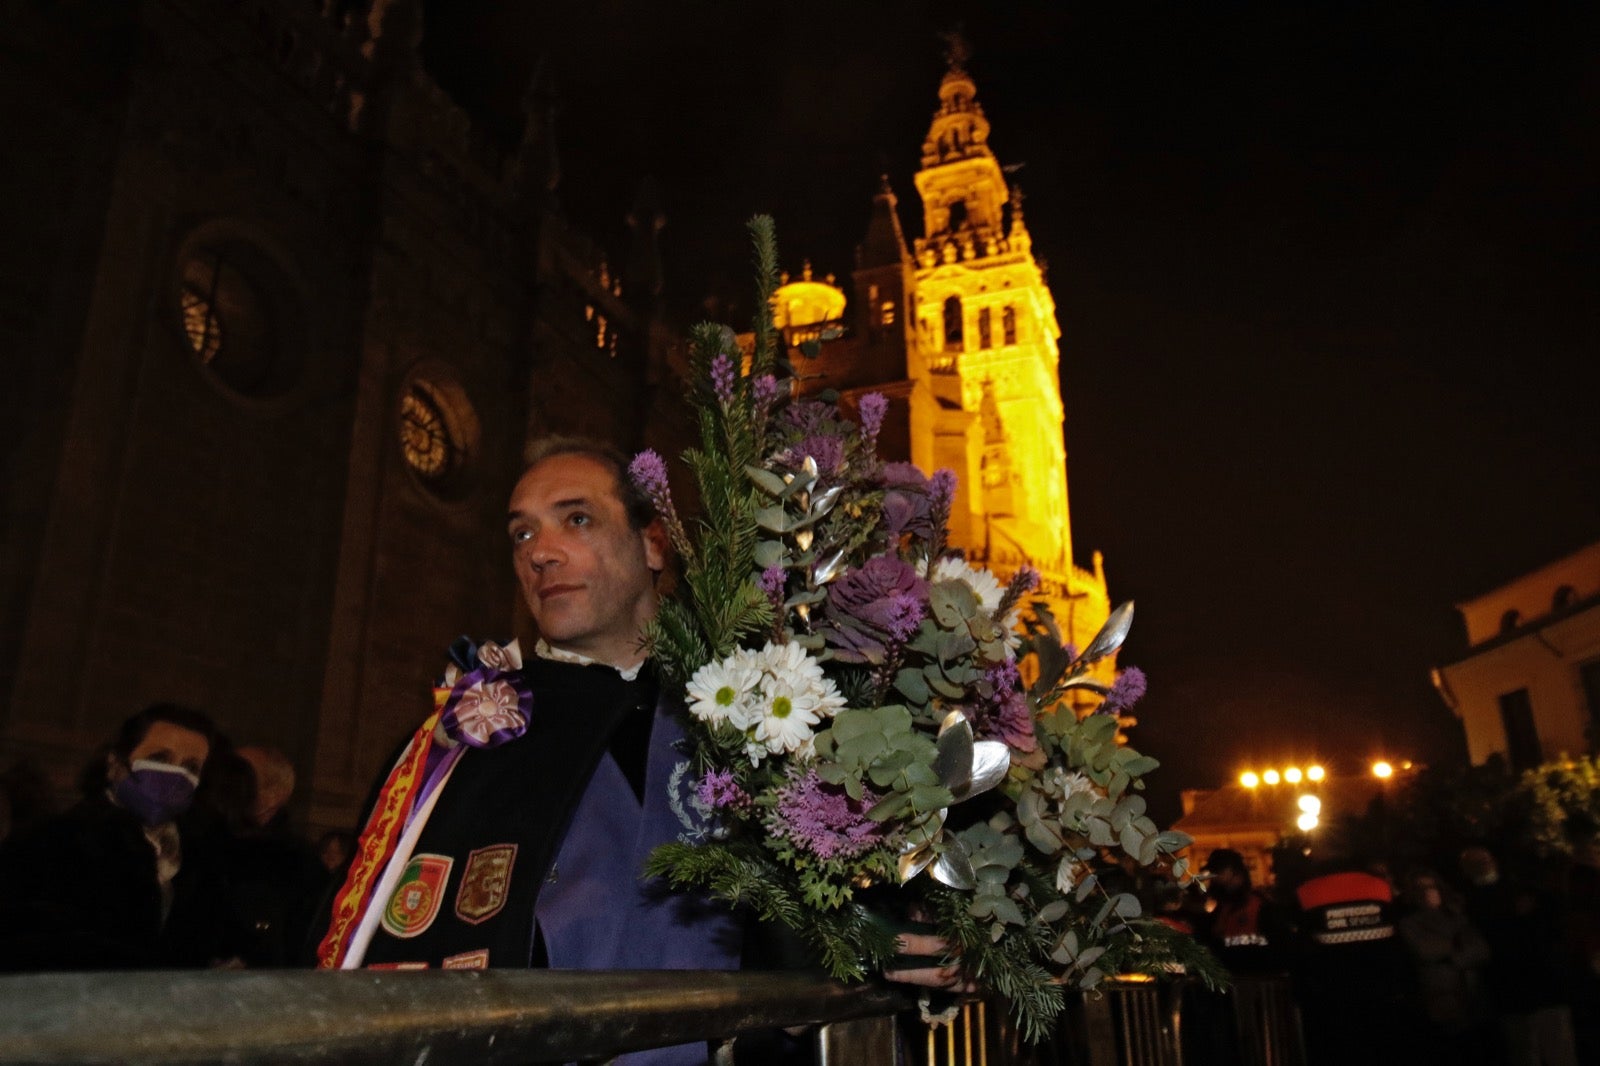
[639,218,1213,1040]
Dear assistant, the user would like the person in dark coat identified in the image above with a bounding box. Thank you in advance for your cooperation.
[0,704,227,970]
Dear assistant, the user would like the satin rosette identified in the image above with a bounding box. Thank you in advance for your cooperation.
[440,667,533,748]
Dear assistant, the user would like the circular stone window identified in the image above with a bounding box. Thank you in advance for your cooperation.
[397,375,480,499]
[176,238,304,397]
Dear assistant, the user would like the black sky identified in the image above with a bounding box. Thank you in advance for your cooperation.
[422,2,1600,817]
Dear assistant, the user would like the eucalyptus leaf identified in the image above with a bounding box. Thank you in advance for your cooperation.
[1075,600,1135,667]
[745,466,789,497]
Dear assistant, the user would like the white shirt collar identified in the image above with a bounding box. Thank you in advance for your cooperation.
[533,639,645,681]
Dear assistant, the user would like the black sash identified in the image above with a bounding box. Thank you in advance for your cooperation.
[361,658,646,968]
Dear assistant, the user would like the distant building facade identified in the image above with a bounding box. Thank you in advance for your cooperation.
[0,0,674,831]
[767,57,1115,675]
[1431,540,1600,769]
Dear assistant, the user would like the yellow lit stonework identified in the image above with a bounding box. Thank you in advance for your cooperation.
[769,56,1116,695]
[906,61,1112,686]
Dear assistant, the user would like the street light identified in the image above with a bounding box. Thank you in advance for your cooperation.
[1263,769,1281,785]
[1297,794,1321,814]
[1307,765,1326,782]
[1372,761,1394,779]
[1296,811,1319,832]
[1239,771,1260,788]
[1284,767,1303,784]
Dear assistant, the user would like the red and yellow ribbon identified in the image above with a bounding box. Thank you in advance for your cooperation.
[315,697,447,969]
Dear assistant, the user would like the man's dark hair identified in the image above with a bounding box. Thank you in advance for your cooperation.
[523,435,656,531]
[79,703,220,796]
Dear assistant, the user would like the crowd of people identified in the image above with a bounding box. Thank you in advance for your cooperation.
[1150,841,1600,1066]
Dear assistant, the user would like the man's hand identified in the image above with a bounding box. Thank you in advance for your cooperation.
[882,932,977,992]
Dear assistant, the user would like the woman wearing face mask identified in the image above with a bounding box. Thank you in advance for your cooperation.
[0,704,223,970]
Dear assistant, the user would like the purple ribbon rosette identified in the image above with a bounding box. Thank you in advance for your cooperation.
[440,667,533,749]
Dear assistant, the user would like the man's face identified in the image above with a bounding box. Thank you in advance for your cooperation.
[507,453,666,668]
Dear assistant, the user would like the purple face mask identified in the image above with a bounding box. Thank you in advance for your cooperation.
[113,759,199,827]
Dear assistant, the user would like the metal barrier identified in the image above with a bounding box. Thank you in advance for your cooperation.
[0,970,1302,1066]
[0,969,913,1065]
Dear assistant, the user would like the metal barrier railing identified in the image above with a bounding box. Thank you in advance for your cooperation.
[0,969,913,1064]
[0,970,1302,1066]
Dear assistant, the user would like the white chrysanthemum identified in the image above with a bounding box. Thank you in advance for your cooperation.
[755,639,828,688]
[753,679,827,755]
[919,556,1022,645]
[686,653,760,729]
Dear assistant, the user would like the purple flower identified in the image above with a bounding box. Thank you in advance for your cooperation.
[759,565,787,598]
[986,660,1022,696]
[772,769,884,861]
[968,661,1037,752]
[1101,666,1147,714]
[858,392,887,444]
[753,374,782,411]
[782,400,835,436]
[818,553,928,664]
[782,434,845,476]
[628,448,694,561]
[710,353,737,404]
[696,767,751,811]
[881,462,933,540]
[628,449,670,500]
[929,468,958,514]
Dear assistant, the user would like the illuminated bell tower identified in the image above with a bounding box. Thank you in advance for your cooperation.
[907,53,1112,663]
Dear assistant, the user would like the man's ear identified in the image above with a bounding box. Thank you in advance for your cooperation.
[642,518,669,574]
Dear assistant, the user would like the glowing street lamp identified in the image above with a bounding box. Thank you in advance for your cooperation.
[1262,769,1281,785]
[1284,767,1303,784]
[1239,771,1260,789]
[1297,794,1321,814]
[1296,811,1319,832]
[1307,765,1326,782]
[1372,761,1394,779]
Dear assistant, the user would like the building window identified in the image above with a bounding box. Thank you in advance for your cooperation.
[978,307,992,349]
[1554,585,1577,611]
[1497,688,1542,771]
[1002,305,1017,346]
[398,375,479,499]
[943,296,963,350]
[176,240,302,397]
[948,200,968,231]
[1500,609,1522,634]
[881,301,896,326]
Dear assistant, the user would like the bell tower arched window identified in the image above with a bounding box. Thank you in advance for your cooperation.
[1002,305,1017,346]
[943,296,963,350]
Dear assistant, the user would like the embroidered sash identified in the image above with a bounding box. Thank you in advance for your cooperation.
[315,698,446,969]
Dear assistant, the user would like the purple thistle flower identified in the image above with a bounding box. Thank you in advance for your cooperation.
[696,767,751,811]
[986,660,1022,696]
[1013,566,1041,595]
[753,374,782,413]
[628,449,670,500]
[710,353,737,405]
[929,468,958,513]
[627,449,694,561]
[759,565,787,598]
[772,769,884,861]
[884,592,926,642]
[1101,666,1147,713]
[858,392,888,444]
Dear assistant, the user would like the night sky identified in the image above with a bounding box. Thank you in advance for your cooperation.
[423,2,1600,817]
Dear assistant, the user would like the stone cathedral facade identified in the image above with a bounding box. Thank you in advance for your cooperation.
[778,59,1115,673]
[0,0,678,831]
